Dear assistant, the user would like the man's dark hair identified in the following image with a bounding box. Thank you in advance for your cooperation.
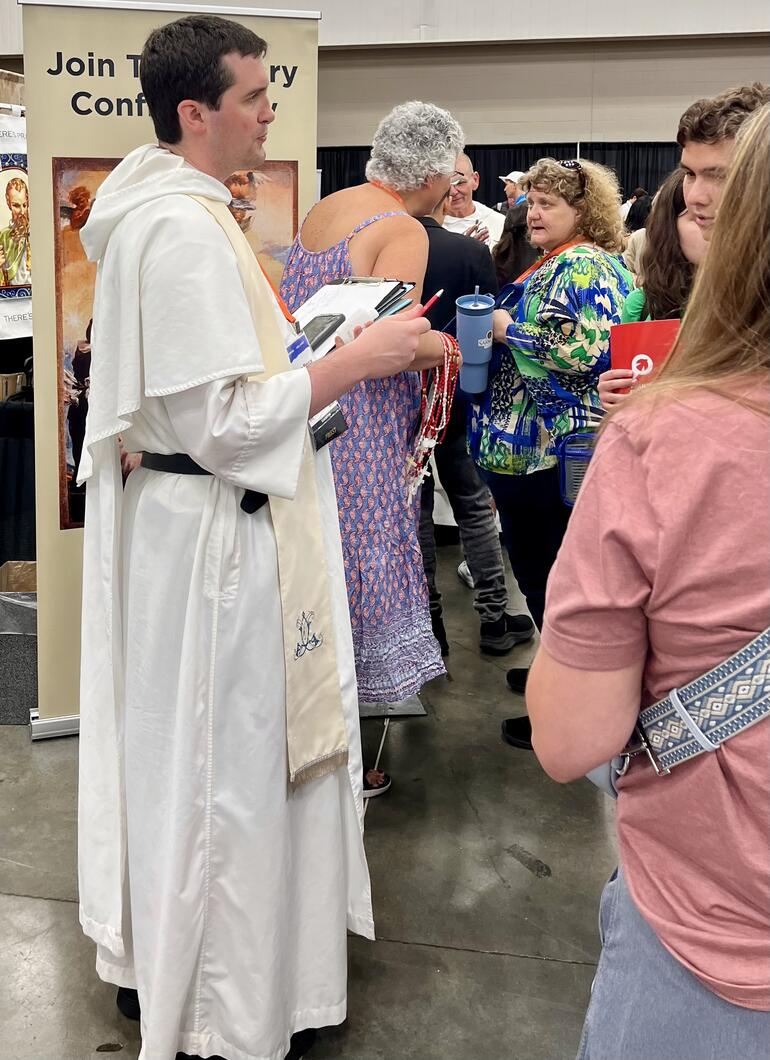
[626,194,652,233]
[676,82,769,147]
[631,187,647,200]
[140,15,267,144]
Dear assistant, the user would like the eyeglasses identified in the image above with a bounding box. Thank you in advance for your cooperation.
[450,176,468,188]
[557,159,587,194]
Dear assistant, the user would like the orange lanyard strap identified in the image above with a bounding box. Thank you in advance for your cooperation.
[514,238,585,285]
[258,260,296,325]
[368,180,407,209]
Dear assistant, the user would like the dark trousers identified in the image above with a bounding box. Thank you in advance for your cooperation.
[419,431,508,625]
[479,465,571,631]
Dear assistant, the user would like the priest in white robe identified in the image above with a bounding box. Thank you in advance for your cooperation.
[76,16,430,1060]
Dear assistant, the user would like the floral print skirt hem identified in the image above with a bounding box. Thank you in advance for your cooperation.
[354,619,445,704]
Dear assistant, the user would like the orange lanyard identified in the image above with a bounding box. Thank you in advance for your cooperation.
[369,180,407,209]
[514,238,585,284]
[258,260,296,325]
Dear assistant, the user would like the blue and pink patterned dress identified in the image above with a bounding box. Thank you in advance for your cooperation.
[281,213,445,702]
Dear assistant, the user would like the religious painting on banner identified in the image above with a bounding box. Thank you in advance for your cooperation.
[0,109,32,339]
[53,156,114,530]
[224,160,297,289]
[53,157,299,530]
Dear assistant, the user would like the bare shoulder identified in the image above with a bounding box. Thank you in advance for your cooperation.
[358,211,425,246]
[301,184,421,251]
[300,185,375,235]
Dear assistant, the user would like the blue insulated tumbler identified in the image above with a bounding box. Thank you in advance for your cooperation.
[456,292,495,394]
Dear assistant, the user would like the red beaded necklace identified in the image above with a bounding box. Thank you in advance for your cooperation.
[368,181,460,496]
[407,333,461,501]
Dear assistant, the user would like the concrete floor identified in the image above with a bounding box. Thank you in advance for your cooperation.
[0,544,618,1060]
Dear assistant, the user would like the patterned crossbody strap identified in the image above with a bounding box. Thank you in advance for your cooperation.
[640,627,770,772]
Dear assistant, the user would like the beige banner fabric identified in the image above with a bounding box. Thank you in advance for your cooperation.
[21,0,319,723]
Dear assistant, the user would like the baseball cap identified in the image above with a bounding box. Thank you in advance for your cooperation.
[499,171,525,184]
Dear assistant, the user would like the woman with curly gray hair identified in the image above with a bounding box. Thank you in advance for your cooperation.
[281,101,464,796]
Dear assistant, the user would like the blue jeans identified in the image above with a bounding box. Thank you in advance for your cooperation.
[578,869,770,1059]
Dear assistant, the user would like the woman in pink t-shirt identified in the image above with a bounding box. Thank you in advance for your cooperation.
[527,103,770,1057]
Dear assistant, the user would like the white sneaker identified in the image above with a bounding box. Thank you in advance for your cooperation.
[457,560,475,589]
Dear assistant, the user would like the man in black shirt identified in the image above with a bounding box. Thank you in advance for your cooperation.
[418,193,534,656]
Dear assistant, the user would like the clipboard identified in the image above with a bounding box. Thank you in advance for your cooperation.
[292,278,418,360]
[374,282,416,315]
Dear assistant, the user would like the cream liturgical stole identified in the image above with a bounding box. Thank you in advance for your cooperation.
[192,196,349,788]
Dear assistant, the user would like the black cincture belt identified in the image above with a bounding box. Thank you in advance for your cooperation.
[140,452,268,514]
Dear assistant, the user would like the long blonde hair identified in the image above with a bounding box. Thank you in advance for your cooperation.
[646,103,770,410]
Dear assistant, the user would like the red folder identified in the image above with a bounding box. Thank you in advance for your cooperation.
[610,319,680,390]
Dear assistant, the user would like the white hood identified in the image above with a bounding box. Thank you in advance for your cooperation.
[77,142,262,488]
[80,143,230,262]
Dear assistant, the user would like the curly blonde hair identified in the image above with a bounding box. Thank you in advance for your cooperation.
[522,158,624,253]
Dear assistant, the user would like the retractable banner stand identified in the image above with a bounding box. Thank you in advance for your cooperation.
[20,0,320,737]
[0,106,32,340]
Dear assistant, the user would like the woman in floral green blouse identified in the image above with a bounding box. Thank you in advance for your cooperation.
[468,158,631,748]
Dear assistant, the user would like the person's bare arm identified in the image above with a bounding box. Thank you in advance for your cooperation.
[526,645,643,783]
[362,215,428,302]
[366,218,445,370]
[411,327,450,370]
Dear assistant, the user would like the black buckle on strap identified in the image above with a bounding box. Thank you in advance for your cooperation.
[140,452,268,514]
[240,489,268,514]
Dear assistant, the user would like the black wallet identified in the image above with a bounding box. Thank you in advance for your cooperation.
[309,401,348,450]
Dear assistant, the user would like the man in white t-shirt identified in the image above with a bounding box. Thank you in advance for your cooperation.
[443,152,504,251]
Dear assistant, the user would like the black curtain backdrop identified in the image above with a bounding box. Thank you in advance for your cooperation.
[0,396,35,566]
[317,142,682,206]
[578,142,682,203]
[317,147,370,199]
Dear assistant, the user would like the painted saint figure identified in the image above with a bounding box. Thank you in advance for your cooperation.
[0,176,31,287]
